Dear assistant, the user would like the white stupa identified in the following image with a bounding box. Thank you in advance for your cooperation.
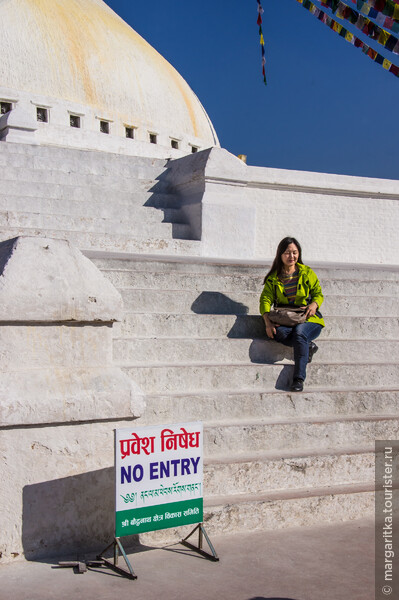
[0,0,398,566]
[0,0,219,155]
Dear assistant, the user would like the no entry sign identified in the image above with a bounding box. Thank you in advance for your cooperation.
[115,422,203,536]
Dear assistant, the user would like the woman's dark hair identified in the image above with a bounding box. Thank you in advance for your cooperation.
[263,237,303,283]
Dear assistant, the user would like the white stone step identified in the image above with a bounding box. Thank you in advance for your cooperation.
[113,337,399,365]
[141,483,374,544]
[0,228,201,255]
[202,484,374,534]
[204,447,374,496]
[0,211,190,238]
[0,178,170,200]
[142,388,399,423]
[200,415,399,456]
[0,165,171,191]
[0,143,168,175]
[100,267,399,296]
[120,288,398,316]
[119,313,399,340]
[94,257,399,281]
[0,192,182,215]
[124,362,399,393]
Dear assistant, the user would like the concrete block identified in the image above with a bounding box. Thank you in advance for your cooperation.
[0,237,123,321]
[0,367,144,427]
[0,420,138,560]
[0,324,112,369]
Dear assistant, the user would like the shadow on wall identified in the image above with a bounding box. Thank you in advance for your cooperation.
[191,291,293,367]
[144,173,198,241]
[191,291,249,316]
[22,467,139,561]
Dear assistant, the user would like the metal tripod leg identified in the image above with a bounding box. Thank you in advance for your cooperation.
[180,523,219,561]
[97,537,137,580]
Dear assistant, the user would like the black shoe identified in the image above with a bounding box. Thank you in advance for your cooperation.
[291,378,304,392]
[308,342,318,363]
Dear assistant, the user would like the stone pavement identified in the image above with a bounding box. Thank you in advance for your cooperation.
[0,518,374,600]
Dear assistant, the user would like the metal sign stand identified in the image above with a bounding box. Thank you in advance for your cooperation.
[97,537,137,580]
[58,523,217,580]
[58,537,137,580]
[180,523,219,561]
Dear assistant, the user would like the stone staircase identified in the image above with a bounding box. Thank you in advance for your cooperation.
[0,142,199,255]
[92,255,399,537]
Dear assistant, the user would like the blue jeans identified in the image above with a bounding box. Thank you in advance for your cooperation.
[274,322,322,382]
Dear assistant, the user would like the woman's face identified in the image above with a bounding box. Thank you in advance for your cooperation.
[281,243,299,269]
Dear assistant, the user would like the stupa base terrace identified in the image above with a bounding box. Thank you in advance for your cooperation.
[0,141,398,561]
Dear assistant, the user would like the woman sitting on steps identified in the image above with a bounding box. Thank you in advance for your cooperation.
[259,237,325,392]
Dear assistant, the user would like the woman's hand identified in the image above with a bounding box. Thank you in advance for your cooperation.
[305,301,318,319]
[262,314,277,338]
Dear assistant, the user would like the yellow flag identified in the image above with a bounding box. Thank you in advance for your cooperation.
[383,59,392,70]
[260,34,264,45]
[345,31,353,43]
[333,22,342,34]
[379,30,390,46]
[394,5,399,20]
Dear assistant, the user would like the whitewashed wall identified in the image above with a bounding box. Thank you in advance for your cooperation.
[168,148,399,265]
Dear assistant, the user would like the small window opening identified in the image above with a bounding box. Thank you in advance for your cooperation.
[0,102,12,115]
[171,139,179,150]
[125,127,134,139]
[149,133,157,144]
[100,120,109,134]
[191,146,199,153]
[70,114,81,128]
[36,107,48,123]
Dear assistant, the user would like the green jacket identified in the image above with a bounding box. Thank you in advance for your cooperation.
[259,263,325,327]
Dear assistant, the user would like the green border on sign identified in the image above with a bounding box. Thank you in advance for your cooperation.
[116,498,203,537]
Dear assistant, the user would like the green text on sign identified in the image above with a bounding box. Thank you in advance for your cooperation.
[116,498,203,537]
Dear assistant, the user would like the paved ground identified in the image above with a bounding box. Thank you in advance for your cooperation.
[0,518,374,600]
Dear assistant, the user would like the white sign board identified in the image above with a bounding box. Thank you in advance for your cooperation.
[115,422,203,536]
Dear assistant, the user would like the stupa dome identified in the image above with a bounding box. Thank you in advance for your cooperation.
[0,0,219,154]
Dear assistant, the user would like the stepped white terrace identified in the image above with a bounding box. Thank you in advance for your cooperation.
[0,141,398,560]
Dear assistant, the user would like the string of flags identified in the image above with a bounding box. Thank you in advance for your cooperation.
[255,0,399,82]
[350,0,399,33]
[296,0,399,78]
[256,0,266,84]
[320,0,399,49]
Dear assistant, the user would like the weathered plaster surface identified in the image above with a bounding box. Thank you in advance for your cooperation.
[0,421,133,560]
[0,237,123,321]
[0,237,144,561]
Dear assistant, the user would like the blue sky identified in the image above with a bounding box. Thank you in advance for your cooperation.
[108,0,399,180]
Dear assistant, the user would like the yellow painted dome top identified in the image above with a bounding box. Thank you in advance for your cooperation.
[0,0,219,148]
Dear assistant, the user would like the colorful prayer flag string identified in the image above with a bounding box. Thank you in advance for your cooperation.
[350,0,399,34]
[257,0,267,84]
[296,0,399,77]
[321,0,399,47]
